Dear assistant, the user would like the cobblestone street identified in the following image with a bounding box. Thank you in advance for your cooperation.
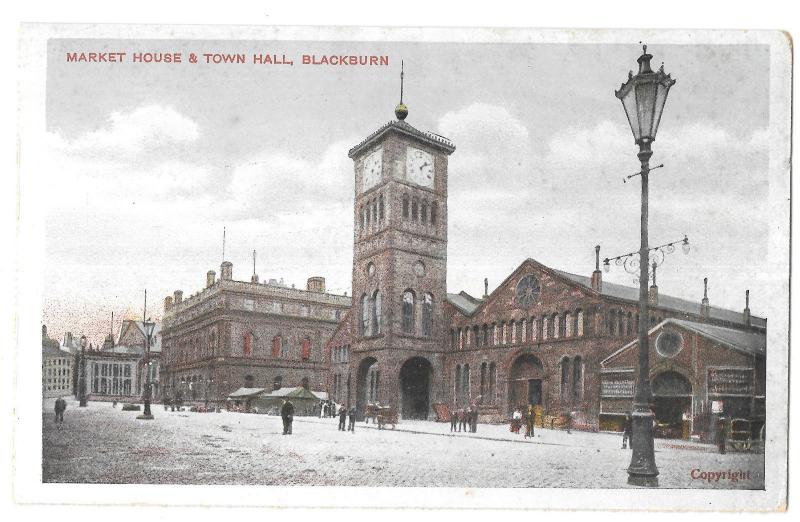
[42,398,764,488]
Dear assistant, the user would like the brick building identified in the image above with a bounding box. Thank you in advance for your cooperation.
[160,263,350,405]
[42,325,73,399]
[329,101,766,431]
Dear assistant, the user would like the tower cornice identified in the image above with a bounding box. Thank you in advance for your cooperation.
[348,120,456,159]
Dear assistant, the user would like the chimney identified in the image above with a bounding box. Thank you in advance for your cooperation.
[307,276,326,293]
[221,261,233,281]
[648,262,658,306]
[42,324,48,340]
[743,289,751,326]
[700,277,710,320]
[173,290,183,304]
[164,295,174,312]
[591,245,603,292]
[483,278,489,298]
[207,270,216,288]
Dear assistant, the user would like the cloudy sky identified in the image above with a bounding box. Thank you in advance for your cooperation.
[40,39,773,344]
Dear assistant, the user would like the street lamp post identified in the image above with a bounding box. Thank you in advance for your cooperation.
[78,335,88,407]
[615,44,676,487]
[136,289,156,420]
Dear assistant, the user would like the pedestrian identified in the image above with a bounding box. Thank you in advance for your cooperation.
[458,408,467,432]
[54,397,66,423]
[348,406,356,433]
[338,405,347,431]
[717,416,727,454]
[564,410,572,434]
[450,405,458,432]
[280,399,295,435]
[511,407,522,433]
[112,400,117,408]
[622,411,632,449]
[470,402,479,433]
[525,404,535,438]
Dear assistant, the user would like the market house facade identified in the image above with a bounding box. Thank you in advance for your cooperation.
[600,318,765,439]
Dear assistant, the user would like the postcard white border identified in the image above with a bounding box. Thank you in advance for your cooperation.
[14,23,790,511]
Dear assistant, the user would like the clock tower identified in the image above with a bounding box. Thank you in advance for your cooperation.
[346,67,455,419]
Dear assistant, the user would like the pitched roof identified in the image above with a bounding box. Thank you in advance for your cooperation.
[446,292,482,315]
[602,317,766,365]
[348,120,456,158]
[227,387,267,398]
[553,269,765,329]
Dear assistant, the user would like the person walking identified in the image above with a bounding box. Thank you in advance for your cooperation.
[470,402,479,433]
[280,399,295,435]
[525,404,535,438]
[54,397,66,423]
[338,405,347,431]
[459,408,467,433]
[450,405,458,432]
[717,416,727,454]
[621,411,632,449]
[511,407,523,434]
[348,406,356,433]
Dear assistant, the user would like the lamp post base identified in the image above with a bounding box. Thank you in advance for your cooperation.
[627,406,659,487]
[136,413,155,420]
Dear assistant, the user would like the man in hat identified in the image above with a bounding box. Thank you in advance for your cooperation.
[280,399,295,435]
[338,405,347,431]
[348,406,357,433]
[54,396,66,423]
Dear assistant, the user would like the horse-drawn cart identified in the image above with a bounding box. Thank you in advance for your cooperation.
[376,406,398,430]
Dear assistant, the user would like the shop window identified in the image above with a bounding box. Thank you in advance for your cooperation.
[402,290,416,334]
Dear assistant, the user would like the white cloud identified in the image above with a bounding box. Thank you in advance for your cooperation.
[67,104,200,156]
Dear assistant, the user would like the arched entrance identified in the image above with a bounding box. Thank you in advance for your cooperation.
[651,371,692,438]
[400,357,433,419]
[356,357,378,418]
[508,354,544,415]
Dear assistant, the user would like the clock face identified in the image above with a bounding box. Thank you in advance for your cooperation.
[406,147,434,187]
[515,274,541,308]
[361,148,383,192]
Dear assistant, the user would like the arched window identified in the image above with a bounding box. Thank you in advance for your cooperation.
[472,325,480,347]
[500,321,507,344]
[430,202,438,225]
[542,316,549,340]
[492,323,498,345]
[520,319,527,342]
[482,324,489,346]
[560,358,570,401]
[627,312,633,336]
[372,200,378,229]
[360,294,369,336]
[402,290,415,334]
[510,319,517,344]
[450,329,456,350]
[271,335,281,358]
[488,362,497,403]
[454,365,461,402]
[402,195,409,218]
[609,310,617,336]
[457,327,463,350]
[480,362,487,397]
[421,201,429,224]
[378,195,385,220]
[618,311,625,338]
[462,364,470,404]
[411,198,419,221]
[371,290,382,335]
[564,312,573,337]
[242,332,254,356]
[300,338,311,360]
[572,356,583,401]
[365,202,371,227]
[530,317,537,341]
[422,293,433,337]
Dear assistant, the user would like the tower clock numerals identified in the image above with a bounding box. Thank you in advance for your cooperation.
[406,147,434,188]
[361,148,383,193]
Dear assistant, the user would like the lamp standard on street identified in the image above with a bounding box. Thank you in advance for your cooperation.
[78,335,88,407]
[136,289,156,420]
[614,44,676,487]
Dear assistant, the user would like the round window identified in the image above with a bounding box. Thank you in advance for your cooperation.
[656,331,683,358]
[413,261,426,277]
[515,274,541,308]
[366,262,376,278]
